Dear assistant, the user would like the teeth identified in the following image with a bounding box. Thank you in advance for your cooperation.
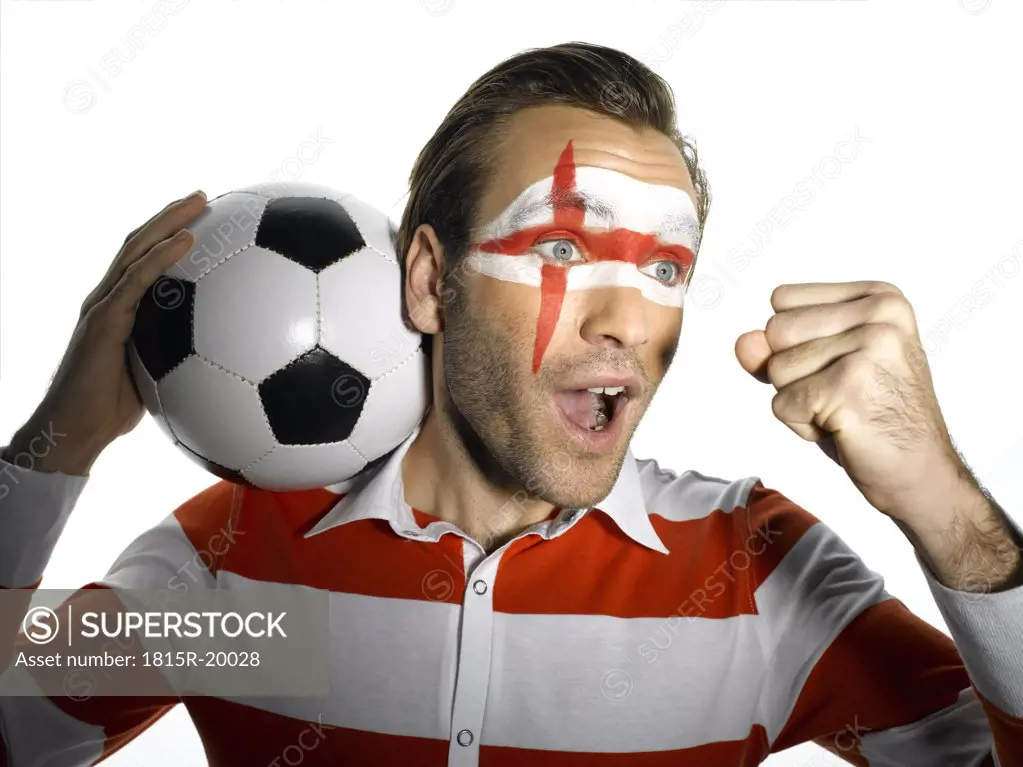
[585,386,625,395]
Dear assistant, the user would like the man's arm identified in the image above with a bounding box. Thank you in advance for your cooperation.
[875,440,1023,594]
[0,438,90,672]
[0,189,212,765]
[894,471,1023,765]
[0,449,239,766]
[747,483,1023,766]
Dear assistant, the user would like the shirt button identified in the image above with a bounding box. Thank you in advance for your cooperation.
[472,579,487,595]
[456,728,473,746]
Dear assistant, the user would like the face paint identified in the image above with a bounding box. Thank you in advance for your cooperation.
[467,140,700,373]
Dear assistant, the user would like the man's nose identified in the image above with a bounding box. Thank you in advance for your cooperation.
[578,286,651,350]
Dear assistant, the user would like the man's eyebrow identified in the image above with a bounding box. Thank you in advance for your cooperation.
[477,189,701,250]
[661,210,702,251]
[503,190,619,232]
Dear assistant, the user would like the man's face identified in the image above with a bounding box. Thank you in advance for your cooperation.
[440,105,699,509]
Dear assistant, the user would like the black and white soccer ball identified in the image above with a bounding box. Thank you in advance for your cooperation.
[127,182,429,491]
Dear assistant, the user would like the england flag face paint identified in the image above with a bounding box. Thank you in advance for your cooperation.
[466,139,700,373]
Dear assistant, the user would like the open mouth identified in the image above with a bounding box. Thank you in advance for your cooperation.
[552,386,630,433]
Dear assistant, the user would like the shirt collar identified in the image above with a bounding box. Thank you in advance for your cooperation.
[305,423,669,555]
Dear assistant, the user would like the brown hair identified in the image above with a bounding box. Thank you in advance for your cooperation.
[396,41,711,357]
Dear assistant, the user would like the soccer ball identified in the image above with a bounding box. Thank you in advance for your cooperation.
[127,182,430,491]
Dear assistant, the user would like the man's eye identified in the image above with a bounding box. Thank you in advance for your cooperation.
[534,238,584,263]
[640,260,684,285]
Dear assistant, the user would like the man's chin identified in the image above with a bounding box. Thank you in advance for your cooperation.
[525,442,629,510]
[540,478,619,511]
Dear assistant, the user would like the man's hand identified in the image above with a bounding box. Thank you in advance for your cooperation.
[733,280,965,520]
[733,280,1023,591]
[4,190,207,476]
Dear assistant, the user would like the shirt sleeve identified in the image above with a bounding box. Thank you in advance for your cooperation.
[0,450,239,766]
[916,511,1023,767]
[746,481,1023,766]
[0,448,90,589]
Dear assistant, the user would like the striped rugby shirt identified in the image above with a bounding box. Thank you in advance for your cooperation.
[2,424,1022,766]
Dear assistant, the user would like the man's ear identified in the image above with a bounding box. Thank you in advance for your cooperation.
[404,223,446,336]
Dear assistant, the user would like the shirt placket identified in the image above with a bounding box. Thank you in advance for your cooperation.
[445,538,503,767]
[441,512,585,765]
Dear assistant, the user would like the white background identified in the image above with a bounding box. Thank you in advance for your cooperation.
[2,0,1022,764]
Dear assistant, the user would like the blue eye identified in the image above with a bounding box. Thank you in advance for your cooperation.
[640,260,684,286]
[535,238,584,263]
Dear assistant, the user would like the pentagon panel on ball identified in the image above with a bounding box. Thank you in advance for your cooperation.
[128,183,430,492]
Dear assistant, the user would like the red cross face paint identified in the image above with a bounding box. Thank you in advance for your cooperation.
[467,141,700,373]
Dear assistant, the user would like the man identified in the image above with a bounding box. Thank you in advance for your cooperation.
[1,41,1021,766]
